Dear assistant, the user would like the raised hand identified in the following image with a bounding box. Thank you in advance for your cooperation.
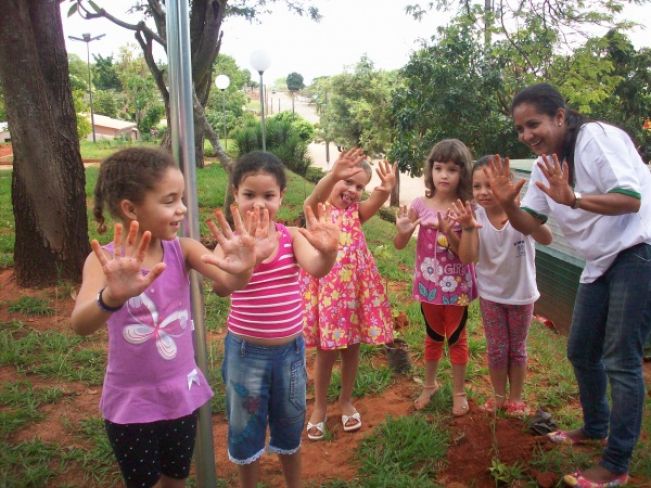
[535,153,574,206]
[298,203,339,255]
[203,206,257,274]
[248,206,275,263]
[375,160,397,193]
[395,205,421,234]
[449,199,481,230]
[92,221,166,306]
[331,147,366,182]
[483,155,525,207]
[436,210,455,235]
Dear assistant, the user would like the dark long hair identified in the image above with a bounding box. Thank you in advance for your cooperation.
[511,83,586,185]
[230,151,287,191]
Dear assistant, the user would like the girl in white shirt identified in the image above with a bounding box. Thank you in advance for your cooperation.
[454,156,552,417]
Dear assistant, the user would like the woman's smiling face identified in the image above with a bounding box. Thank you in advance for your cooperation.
[512,102,566,156]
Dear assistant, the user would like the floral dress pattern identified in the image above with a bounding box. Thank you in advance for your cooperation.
[301,202,394,350]
[411,197,477,306]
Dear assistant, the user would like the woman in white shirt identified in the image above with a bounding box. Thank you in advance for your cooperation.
[485,83,651,488]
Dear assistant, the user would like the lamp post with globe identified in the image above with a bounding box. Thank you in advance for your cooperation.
[214,74,230,150]
[249,50,271,151]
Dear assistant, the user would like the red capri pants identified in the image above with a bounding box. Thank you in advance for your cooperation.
[421,303,469,365]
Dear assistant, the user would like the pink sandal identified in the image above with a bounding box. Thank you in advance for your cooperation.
[547,430,607,446]
[563,471,628,487]
[505,400,529,418]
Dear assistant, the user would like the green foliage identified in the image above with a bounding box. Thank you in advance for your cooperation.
[356,415,447,486]
[206,54,250,141]
[93,89,119,118]
[0,440,59,487]
[390,17,523,176]
[391,7,651,172]
[0,81,6,120]
[286,72,305,92]
[115,46,162,132]
[489,458,525,485]
[92,54,122,91]
[0,381,64,437]
[231,112,314,175]
[7,296,54,316]
[0,322,105,385]
[311,56,397,155]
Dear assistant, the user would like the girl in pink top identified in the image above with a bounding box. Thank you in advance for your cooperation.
[71,147,262,488]
[302,148,397,441]
[217,151,339,488]
[394,139,478,415]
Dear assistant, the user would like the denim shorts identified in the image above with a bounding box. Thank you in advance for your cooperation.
[222,333,307,464]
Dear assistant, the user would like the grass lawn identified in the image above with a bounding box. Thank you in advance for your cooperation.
[0,160,650,487]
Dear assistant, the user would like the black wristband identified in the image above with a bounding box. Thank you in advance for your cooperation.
[97,287,123,313]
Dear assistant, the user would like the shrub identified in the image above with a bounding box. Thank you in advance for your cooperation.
[231,112,314,175]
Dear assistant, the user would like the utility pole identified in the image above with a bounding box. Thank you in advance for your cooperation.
[68,33,105,142]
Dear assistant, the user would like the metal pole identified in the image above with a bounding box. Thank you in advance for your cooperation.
[221,93,227,151]
[85,42,96,143]
[259,72,266,151]
[166,1,217,486]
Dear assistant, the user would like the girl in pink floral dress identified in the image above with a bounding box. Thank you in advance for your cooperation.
[302,148,396,440]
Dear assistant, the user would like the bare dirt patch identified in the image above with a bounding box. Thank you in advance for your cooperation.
[2,268,651,487]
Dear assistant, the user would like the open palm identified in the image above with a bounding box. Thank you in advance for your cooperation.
[396,205,420,234]
[92,221,166,305]
[483,155,525,207]
[299,203,339,254]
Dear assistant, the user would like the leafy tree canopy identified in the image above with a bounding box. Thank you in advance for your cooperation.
[286,72,305,92]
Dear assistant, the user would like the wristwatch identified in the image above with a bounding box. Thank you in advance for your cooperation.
[571,191,583,209]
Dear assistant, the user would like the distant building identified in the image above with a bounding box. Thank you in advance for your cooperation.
[0,122,9,143]
[86,114,139,141]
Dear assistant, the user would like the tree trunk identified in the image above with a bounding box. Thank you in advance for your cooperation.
[0,0,89,286]
[390,170,400,207]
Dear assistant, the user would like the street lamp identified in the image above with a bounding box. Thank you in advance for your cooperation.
[214,74,230,150]
[68,33,105,143]
[250,50,271,151]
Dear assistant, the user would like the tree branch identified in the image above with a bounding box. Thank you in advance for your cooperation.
[76,1,165,46]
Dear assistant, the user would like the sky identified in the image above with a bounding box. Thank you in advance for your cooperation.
[61,0,651,84]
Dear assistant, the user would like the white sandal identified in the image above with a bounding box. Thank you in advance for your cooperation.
[341,411,362,432]
[306,418,326,440]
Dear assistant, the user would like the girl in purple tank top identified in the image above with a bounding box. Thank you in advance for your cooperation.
[71,147,265,488]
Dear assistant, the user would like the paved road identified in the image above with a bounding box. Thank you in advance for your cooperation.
[273,90,425,206]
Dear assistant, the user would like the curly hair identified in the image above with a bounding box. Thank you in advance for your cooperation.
[93,147,177,234]
[423,139,473,202]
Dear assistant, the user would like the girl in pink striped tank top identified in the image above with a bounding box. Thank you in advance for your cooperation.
[216,151,339,487]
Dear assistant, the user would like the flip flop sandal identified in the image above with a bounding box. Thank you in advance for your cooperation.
[505,400,529,418]
[452,392,469,417]
[306,418,327,441]
[547,430,607,446]
[341,411,362,432]
[563,471,628,487]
